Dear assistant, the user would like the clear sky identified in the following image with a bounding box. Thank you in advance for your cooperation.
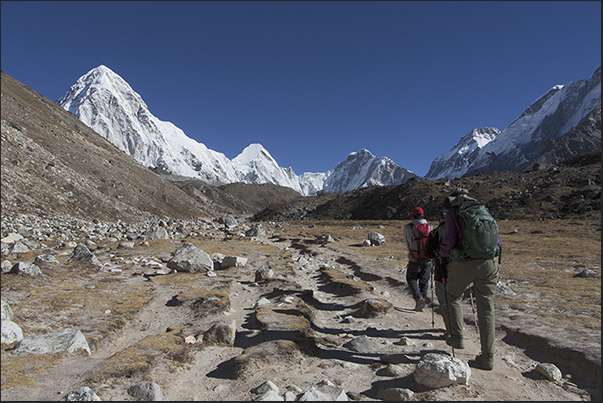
[1,1,601,177]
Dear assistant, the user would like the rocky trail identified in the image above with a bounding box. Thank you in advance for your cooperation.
[1,218,600,401]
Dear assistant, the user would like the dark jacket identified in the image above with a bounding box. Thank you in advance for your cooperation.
[425,223,447,282]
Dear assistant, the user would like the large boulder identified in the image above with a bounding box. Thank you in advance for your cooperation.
[413,353,471,389]
[66,244,102,267]
[368,231,385,246]
[204,318,237,346]
[9,262,44,277]
[167,243,213,273]
[12,328,91,355]
[60,387,101,401]
[1,320,23,346]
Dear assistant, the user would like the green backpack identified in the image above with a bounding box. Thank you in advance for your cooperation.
[451,200,500,260]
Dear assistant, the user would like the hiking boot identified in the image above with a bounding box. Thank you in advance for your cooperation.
[414,297,424,312]
[446,335,464,349]
[473,353,494,370]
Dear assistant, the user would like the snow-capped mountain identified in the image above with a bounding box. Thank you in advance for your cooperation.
[427,66,601,179]
[321,149,416,194]
[230,143,304,192]
[56,65,415,196]
[424,127,501,179]
[57,65,241,184]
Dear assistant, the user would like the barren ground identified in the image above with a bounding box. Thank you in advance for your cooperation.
[1,218,600,401]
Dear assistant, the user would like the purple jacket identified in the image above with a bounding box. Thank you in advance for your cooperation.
[439,206,462,259]
[439,206,502,259]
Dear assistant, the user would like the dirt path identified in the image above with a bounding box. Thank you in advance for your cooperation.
[1,220,599,401]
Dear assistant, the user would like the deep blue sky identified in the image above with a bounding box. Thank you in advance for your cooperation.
[2,1,601,176]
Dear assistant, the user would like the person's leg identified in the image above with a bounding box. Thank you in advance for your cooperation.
[418,262,431,301]
[473,259,499,355]
[406,262,421,299]
[435,280,450,335]
[445,259,477,347]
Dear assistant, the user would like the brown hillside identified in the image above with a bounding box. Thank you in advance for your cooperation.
[253,154,601,223]
[1,71,300,223]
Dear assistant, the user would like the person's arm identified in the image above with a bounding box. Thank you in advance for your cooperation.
[403,224,413,249]
[424,231,436,258]
[439,208,460,258]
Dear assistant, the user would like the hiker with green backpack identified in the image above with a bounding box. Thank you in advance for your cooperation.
[439,189,502,370]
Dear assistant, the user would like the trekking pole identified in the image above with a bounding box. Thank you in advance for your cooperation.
[468,286,479,335]
[431,263,435,328]
[442,277,455,358]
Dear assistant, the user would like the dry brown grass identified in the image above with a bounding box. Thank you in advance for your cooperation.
[279,218,601,332]
[494,219,601,331]
[88,326,190,383]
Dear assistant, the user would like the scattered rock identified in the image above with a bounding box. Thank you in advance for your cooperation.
[253,390,283,401]
[376,387,414,401]
[298,379,347,401]
[34,254,60,264]
[377,363,409,377]
[145,226,170,240]
[358,298,392,318]
[167,243,213,273]
[536,362,563,382]
[1,320,23,346]
[221,256,248,268]
[574,268,596,278]
[203,318,236,346]
[60,387,101,401]
[246,224,266,237]
[1,299,14,321]
[255,266,275,282]
[343,336,381,353]
[9,262,44,277]
[66,244,102,267]
[413,353,471,389]
[127,381,164,401]
[12,328,91,355]
[251,380,280,395]
[367,231,385,246]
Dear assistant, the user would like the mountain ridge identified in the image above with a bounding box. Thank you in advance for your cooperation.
[57,64,600,189]
[56,65,416,196]
[463,65,601,177]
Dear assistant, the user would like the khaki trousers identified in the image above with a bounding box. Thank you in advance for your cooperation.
[445,257,499,354]
[434,280,450,335]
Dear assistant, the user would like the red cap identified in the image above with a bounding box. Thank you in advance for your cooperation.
[412,207,424,217]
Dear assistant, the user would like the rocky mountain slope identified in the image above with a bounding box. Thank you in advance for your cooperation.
[534,108,601,165]
[1,70,301,224]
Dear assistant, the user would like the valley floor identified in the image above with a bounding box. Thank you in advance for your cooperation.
[1,219,600,401]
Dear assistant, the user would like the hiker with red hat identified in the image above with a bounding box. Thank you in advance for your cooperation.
[403,206,433,311]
